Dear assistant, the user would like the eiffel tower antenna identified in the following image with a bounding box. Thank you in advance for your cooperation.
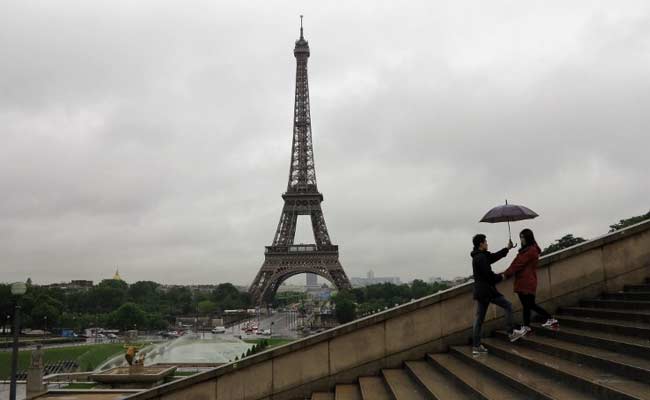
[249,18,351,305]
[300,15,303,38]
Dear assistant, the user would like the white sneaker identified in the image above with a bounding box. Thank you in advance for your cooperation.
[542,318,559,329]
[509,328,527,342]
[472,345,488,356]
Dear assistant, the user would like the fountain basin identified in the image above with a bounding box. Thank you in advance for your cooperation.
[89,366,176,388]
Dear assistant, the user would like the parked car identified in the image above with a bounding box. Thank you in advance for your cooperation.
[261,329,271,336]
[211,326,226,334]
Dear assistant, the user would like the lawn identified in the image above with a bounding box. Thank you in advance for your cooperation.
[0,343,125,379]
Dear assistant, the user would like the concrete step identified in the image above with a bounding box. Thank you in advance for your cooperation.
[405,360,473,400]
[335,384,361,400]
[359,376,393,400]
[495,330,650,382]
[312,393,334,400]
[426,353,525,399]
[624,284,650,293]
[531,323,650,359]
[556,315,650,337]
[580,299,650,310]
[604,292,650,301]
[382,369,430,400]
[483,338,650,400]
[358,376,392,400]
[558,306,650,323]
[449,346,594,400]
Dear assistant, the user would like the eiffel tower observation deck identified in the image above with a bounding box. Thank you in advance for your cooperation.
[248,17,351,305]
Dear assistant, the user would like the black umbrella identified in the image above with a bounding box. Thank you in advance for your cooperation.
[480,200,539,241]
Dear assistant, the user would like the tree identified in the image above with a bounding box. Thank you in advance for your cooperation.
[541,234,587,256]
[98,279,128,291]
[128,281,161,312]
[109,303,146,331]
[332,290,357,324]
[145,313,169,330]
[197,300,217,316]
[211,283,250,311]
[609,210,650,232]
[0,284,13,334]
[31,301,61,330]
[85,284,127,314]
[410,279,430,299]
[272,291,307,308]
[334,299,356,323]
[162,286,193,316]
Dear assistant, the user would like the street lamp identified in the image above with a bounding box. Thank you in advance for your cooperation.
[10,281,27,400]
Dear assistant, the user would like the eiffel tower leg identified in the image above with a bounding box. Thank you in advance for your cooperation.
[272,207,298,246]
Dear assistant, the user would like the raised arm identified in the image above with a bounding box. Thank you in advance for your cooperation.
[488,248,509,264]
[504,248,537,278]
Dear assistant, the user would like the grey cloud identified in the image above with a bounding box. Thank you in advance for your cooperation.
[0,1,648,285]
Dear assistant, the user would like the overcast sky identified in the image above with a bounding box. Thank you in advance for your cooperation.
[1,1,649,286]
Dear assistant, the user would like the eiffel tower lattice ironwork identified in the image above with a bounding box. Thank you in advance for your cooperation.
[249,17,351,305]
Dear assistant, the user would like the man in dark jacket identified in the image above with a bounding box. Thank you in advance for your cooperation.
[471,234,524,355]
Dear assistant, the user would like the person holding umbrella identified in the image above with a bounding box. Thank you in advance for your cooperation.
[471,234,526,356]
[502,229,559,334]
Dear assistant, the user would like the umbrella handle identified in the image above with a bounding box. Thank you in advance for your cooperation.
[505,199,513,243]
[508,221,512,242]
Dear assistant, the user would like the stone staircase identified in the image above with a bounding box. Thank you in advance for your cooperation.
[310,277,650,400]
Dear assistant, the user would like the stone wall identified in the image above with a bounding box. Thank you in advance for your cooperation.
[125,219,650,400]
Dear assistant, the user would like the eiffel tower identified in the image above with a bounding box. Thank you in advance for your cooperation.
[249,17,351,305]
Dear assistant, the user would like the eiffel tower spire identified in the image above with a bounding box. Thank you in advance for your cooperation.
[288,15,316,192]
[248,18,351,305]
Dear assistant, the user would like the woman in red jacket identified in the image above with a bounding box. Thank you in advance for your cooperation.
[502,229,558,333]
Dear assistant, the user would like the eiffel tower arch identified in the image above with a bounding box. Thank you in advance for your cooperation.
[249,18,351,305]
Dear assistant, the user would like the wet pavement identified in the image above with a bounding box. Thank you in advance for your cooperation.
[0,383,25,400]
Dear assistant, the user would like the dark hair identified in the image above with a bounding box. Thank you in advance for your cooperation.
[472,234,487,249]
[520,229,537,248]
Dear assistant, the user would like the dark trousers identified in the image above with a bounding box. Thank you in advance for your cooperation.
[517,293,551,326]
[473,295,514,347]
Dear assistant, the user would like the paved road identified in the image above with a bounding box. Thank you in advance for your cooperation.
[229,311,302,339]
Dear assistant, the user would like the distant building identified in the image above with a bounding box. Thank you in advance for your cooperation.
[69,280,93,289]
[306,273,318,287]
[350,270,402,287]
[158,284,221,293]
[428,277,444,284]
[451,276,471,285]
[189,284,218,293]
[112,268,123,281]
[42,280,94,291]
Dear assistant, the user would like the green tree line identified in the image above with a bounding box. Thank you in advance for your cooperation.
[331,280,451,324]
[542,210,649,255]
[0,280,250,333]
